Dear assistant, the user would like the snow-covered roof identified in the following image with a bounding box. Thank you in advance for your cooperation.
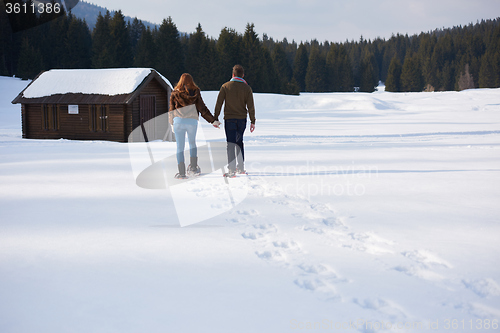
[21,68,173,99]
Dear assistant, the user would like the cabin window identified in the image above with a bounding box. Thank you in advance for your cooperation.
[89,105,108,132]
[42,104,59,130]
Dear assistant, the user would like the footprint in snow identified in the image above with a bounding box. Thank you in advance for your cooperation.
[241,231,266,240]
[402,249,452,269]
[252,223,278,233]
[322,216,347,229]
[299,225,326,235]
[444,301,500,319]
[353,297,409,321]
[298,263,332,275]
[237,209,259,216]
[210,202,232,210]
[392,265,446,281]
[462,278,500,298]
[392,250,452,282]
[294,278,340,301]
[228,209,260,223]
[293,211,325,221]
[341,232,395,255]
[255,250,286,262]
[273,239,301,251]
[248,180,284,197]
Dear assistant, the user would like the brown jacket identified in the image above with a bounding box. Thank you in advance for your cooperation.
[169,88,216,125]
[214,81,256,124]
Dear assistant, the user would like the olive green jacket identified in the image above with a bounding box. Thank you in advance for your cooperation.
[214,81,256,124]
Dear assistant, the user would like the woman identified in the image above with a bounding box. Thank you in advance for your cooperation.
[169,73,220,179]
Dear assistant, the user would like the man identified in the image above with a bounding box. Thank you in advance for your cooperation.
[214,64,256,177]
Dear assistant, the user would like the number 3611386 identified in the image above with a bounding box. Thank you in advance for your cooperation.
[5,2,61,15]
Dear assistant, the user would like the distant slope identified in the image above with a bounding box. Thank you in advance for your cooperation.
[71,0,158,31]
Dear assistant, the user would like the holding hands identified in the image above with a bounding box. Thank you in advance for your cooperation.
[211,121,255,133]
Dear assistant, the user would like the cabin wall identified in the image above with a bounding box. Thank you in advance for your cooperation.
[127,78,170,142]
[21,104,30,139]
[23,103,127,142]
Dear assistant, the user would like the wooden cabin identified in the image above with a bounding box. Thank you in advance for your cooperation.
[12,68,174,142]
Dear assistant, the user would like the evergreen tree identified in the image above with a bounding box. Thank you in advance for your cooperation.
[368,42,381,86]
[129,18,145,57]
[282,38,298,70]
[417,34,436,86]
[109,10,132,67]
[401,54,424,92]
[9,0,39,33]
[385,56,402,92]
[216,27,242,83]
[494,50,500,87]
[65,16,92,69]
[92,11,113,68]
[204,39,222,90]
[430,34,456,90]
[0,0,12,75]
[326,44,340,91]
[337,45,354,92]
[284,78,300,95]
[241,23,264,91]
[186,24,211,90]
[348,40,363,87]
[43,11,70,69]
[478,51,496,87]
[441,60,455,91]
[262,33,275,53]
[260,46,280,93]
[38,0,63,27]
[17,37,42,79]
[467,34,484,86]
[305,45,327,92]
[156,17,184,82]
[293,43,308,91]
[134,26,156,68]
[272,43,293,93]
[359,52,377,92]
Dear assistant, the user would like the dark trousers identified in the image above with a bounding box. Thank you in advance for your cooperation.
[224,119,246,171]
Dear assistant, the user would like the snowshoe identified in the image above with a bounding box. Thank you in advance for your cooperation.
[187,164,201,177]
[174,173,188,179]
[223,170,237,178]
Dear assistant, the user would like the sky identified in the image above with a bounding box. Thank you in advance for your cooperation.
[87,0,500,43]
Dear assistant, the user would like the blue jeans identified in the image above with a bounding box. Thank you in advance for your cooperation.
[173,118,198,164]
[225,119,246,171]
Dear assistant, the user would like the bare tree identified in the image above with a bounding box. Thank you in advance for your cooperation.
[458,64,475,91]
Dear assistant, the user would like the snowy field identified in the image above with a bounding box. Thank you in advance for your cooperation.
[1,76,500,332]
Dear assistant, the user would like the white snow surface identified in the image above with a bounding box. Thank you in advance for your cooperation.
[20,68,172,98]
[1,76,500,332]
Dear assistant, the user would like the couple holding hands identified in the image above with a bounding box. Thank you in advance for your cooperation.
[169,64,256,179]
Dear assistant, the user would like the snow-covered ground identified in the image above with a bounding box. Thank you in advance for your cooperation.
[1,76,499,332]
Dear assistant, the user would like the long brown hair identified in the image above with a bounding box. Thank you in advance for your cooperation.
[174,73,199,92]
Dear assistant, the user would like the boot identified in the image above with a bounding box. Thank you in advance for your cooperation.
[175,162,187,179]
[188,156,201,176]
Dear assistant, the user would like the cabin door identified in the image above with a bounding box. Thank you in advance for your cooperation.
[140,95,156,141]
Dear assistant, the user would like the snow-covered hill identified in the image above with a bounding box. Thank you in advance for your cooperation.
[1,76,499,332]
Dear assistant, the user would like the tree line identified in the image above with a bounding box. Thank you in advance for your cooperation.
[1,1,499,93]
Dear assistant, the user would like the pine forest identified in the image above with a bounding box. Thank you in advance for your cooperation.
[1,1,500,94]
